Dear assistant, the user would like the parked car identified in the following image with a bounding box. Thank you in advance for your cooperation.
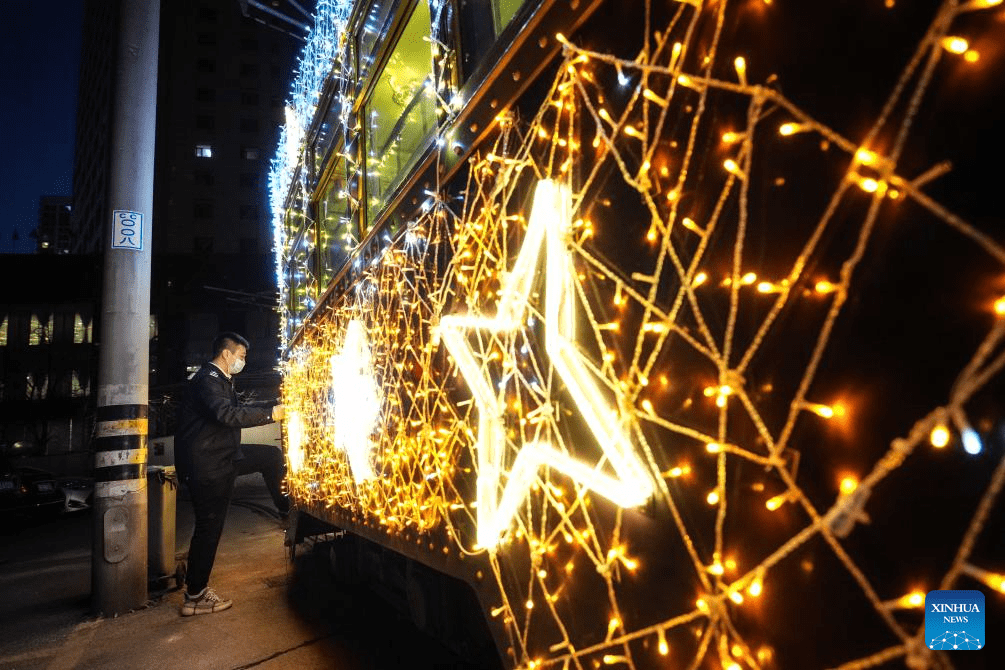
[0,442,93,518]
[0,456,64,517]
[57,476,94,513]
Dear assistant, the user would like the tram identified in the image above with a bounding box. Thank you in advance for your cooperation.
[274,0,1005,667]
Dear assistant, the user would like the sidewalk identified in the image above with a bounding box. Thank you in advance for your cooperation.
[0,475,471,670]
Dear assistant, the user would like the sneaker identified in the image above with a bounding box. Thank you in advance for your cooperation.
[180,587,233,616]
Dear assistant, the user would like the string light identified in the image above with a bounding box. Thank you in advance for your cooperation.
[930,424,951,448]
[273,2,1005,669]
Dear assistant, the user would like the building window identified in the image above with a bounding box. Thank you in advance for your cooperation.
[197,6,218,21]
[239,205,259,220]
[239,118,259,132]
[71,371,87,398]
[196,87,216,103]
[196,115,215,130]
[26,372,48,400]
[29,313,53,346]
[195,144,213,158]
[196,58,216,73]
[196,32,217,46]
[242,146,260,160]
[239,173,260,188]
[194,170,215,186]
[0,314,6,346]
[73,314,92,344]
[240,90,260,106]
[239,63,259,77]
[194,201,214,218]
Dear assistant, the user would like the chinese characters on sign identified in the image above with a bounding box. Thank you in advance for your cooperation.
[111,210,143,251]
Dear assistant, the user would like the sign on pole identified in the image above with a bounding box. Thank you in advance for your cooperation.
[111,210,144,251]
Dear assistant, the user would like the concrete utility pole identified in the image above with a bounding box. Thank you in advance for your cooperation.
[92,0,160,616]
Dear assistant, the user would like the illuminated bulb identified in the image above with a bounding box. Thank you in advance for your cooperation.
[840,476,859,496]
[707,490,720,505]
[725,557,737,572]
[642,88,668,107]
[994,296,1005,315]
[815,280,837,294]
[734,56,747,85]
[806,402,836,419]
[623,125,644,139]
[693,271,708,287]
[765,494,786,511]
[670,42,683,69]
[731,644,744,657]
[708,561,725,575]
[964,50,980,63]
[682,217,704,234]
[722,131,742,144]
[726,664,742,670]
[603,655,628,665]
[941,36,969,54]
[695,598,709,613]
[779,122,803,136]
[666,188,681,202]
[930,424,951,448]
[905,591,925,608]
[984,572,1005,593]
[961,425,983,455]
[526,599,534,610]
[741,272,757,285]
[729,590,744,605]
[723,158,744,178]
[667,466,685,478]
[857,176,881,193]
[658,630,669,656]
[747,577,763,597]
[706,442,724,454]
[855,148,879,166]
[641,399,655,413]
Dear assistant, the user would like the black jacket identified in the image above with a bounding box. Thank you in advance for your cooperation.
[175,362,276,482]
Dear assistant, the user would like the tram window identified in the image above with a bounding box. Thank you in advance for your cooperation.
[357,0,396,86]
[319,160,355,286]
[363,0,436,229]
[458,0,530,82]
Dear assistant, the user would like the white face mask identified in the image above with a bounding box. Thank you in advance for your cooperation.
[229,357,246,375]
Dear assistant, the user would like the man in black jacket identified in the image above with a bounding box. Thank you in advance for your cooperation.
[175,332,285,616]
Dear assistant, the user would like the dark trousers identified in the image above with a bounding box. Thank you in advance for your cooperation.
[236,444,289,514]
[184,468,237,596]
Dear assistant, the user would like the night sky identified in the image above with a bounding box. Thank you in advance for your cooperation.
[1,0,84,254]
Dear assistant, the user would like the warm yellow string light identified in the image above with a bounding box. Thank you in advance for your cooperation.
[276,1,1005,668]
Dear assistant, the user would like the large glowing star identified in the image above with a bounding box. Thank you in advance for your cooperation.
[330,319,381,481]
[438,179,654,548]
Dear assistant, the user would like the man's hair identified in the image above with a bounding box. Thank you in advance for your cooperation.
[212,331,250,358]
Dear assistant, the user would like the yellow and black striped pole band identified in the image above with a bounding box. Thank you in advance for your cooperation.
[94,404,148,497]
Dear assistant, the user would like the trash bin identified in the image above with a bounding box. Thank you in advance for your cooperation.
[148,465,178,589]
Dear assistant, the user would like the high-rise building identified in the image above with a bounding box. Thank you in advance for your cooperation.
[70,0,117,255]
[34,196,73,254]
[71,0,303,390]
[154,1,299,256]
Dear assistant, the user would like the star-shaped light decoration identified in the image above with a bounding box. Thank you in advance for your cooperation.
[329,318,381,481]
[438,179,655,549]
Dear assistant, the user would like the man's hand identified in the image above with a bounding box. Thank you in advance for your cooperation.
[272,405,286,421]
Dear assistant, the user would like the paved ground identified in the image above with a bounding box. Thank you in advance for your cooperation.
[0,474,479,670]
